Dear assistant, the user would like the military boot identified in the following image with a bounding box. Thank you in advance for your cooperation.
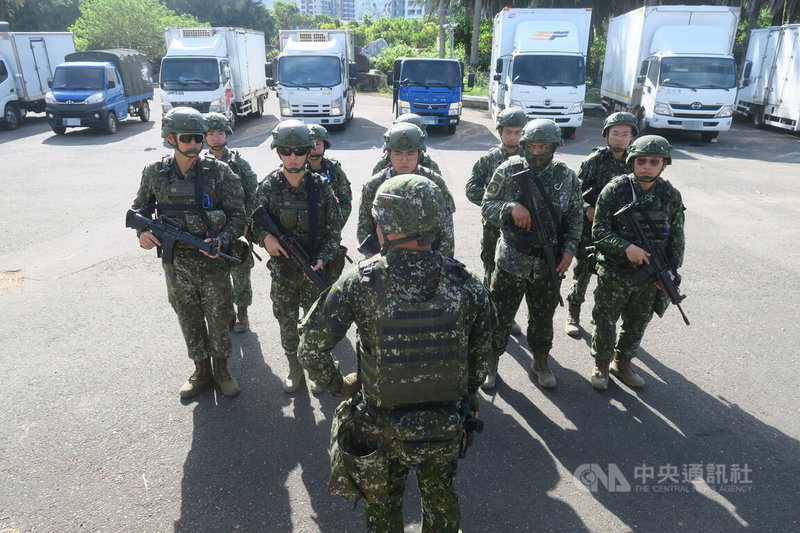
[309,379,324,394]
[179,358,213,398]
[212,357,240,396]
[530,352,557,388]
[510,321,523,336]
[481,356,500,391]
[610,354,645,388]
[564,304,581,337]
[590,358,610,390]
[233,306,249,333]
[283,353,305,393]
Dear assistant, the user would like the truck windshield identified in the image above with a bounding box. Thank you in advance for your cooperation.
[401,60,461,87]
[660,57,737,89]
[51,67,105,90]
[279,56,341,87]
[160,58,220,91]
[511,55,585,87]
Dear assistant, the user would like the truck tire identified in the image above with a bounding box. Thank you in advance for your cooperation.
[227,108,236,131]
[3,104,21,130]
[562,127,576,139]
[51,125,66,135]
[106,111,119,134]
[701,131,719,143]
[447,124,457,134]
[751,106,764,128]
[139,101,151,122]
[637,111,650,136]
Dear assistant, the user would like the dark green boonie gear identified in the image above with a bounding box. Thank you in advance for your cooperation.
[371,174,443,247]
[626,135,672,165]
[496,107,528,128]
[382,123,426,152]
[161,106,207,138]
[394,112,427,133]
[270,119,315,149]
[308,123,331,149]
[602,112,638,138]
[521,118,562,144]
[204,112,233,134]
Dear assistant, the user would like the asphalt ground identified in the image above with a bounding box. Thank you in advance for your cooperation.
[1,92,799,532]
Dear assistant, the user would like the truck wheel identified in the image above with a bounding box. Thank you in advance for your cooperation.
[637,111,650,136]
[3,104,21,130]
[227,109,236,131]
[447,124,457,134]
[562,127,576,139]
[701,131,719,143]
[751,106,764,128]
[139,101,151,122]
[106,111,119,134]
[51,126,66,135]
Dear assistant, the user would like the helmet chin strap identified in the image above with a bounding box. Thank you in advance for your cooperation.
[636,174,658,183]
[208,143,226,151]
[502,143,520,152]
[609,144,626,153]
[176,146,201,158]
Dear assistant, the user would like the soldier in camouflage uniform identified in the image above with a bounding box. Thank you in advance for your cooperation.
[358,122,456,257]
[565,112,637,337]
[253,120,342,394]
[307,124,352,281]
[589,135,685,390]
[481,119,583,390]
[372,113,441,175]
[298,175,493,533]
[131,107,244,398]
[203,112,259,333]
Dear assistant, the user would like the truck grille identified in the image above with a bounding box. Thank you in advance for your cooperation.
[181,28,213,38]
[670,103,721,119]
[527,104,569,113]
[414,104,447,111]
[172,102,210,113]
[290,103,331,116]
[296,32,328,42]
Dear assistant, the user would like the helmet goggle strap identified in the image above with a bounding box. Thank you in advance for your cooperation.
[379,232,437,254]
[172,132,203,158]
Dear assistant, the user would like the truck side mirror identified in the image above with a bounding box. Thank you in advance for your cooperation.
[386,71,394,86]
[495,58,503,73]
[636,75,646,85]
[349,61,357,84]
[467,72,475,88]
[48,80,52,88]
[493,73,501,82]
[740,61,752,88]
[108,80,116,89]
[265,61,273,79]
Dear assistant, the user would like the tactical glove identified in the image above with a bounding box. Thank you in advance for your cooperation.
[332,372,361,398]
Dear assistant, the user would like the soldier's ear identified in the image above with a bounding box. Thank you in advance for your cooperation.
[166,133,175,147]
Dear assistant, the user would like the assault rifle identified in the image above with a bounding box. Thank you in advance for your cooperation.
[582,186,600,207]
[459,414,484,459]
[126,210,241,264]
[251,205,332,292]
[359,231,381,256]
[614,202,690,326]
[516,170,564,307]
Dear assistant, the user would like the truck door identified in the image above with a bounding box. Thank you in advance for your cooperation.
[392,58,402,115]
[106,66,125,118]
[640,57,659,117]
[28,38,54,96]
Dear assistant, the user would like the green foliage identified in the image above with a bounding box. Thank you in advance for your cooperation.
[5,0,81,32]
[451,7,492,70]
[272,0,314,33]
[373,43,418,72]
[362,16,439,49]
[70,0,203,61]
[164,0,276,45]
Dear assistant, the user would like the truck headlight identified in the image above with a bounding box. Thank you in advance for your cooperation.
[716,105,734,118]
[85,92,104,105]
[331,97,343,116]
[568,102,584,114]
[161,102,172,114]
[654,102,672,116]
[509,99,524,109]
[45,92,56,105]
[448,102,462,116]
[279,97,291,116]
[397,100,411,114]
[209,99,225,112]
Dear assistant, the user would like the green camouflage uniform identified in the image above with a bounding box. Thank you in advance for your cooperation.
[481,156,583,357]
[591,174,685,362]
[207,148,259,308]
[309,156,353,281]
[132,154,245,361]
[465,144,522,285]
[372,151,441,175]
[298,249,493,533]
[566,146,631,306]
[253,168,342,359]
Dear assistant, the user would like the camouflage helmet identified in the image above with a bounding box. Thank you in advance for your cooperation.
[270,119,315,149]
[496,107,528,129]
[520,118,562,145]
[382,123,427,152]
[204,112,233,135]
[371,174,443,247]
[308,124,331,149]
[602,112,638,138]
[161,107,207,138]
[394,113,427,133]
[626,135,672,165]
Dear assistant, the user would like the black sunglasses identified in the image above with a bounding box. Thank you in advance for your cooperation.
[277,146,309,157]
[177,133,204,144]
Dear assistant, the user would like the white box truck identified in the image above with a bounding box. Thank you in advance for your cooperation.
[160,27,268,129]
[0,22,74,130]
[601,5,740,143]
[489,7,592,138]
[736,24,800,132]
[270,29,356,128]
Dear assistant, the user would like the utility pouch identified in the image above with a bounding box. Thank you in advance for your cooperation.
[386,407,463,464]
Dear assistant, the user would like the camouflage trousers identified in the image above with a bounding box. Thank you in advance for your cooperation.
[230,238,255,307]
[268,262,324,356]
[480,222,500,287]
[489,266,559,357]
[163,248,233,360]
[590,269,658,361]
[566,228,597,306]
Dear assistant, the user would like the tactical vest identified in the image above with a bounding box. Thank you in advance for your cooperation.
[356,256,470,410]
[488,147,505,173]
[154,155,226,238]
[266,170,320,249]
[612,175,674,249]
[507,159,566,253]
[321,157,340,185]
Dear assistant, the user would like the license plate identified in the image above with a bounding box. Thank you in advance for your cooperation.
[423,117,437,125]
[63,118,80,126]
[684,120,702,130]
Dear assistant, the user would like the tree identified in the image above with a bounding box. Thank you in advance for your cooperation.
[69,0,202,62]
[164,0,277,45]
[4,0,80,32]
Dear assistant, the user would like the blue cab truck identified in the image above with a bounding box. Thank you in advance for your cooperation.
[45,49,153,135]
[388,57,474,134]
